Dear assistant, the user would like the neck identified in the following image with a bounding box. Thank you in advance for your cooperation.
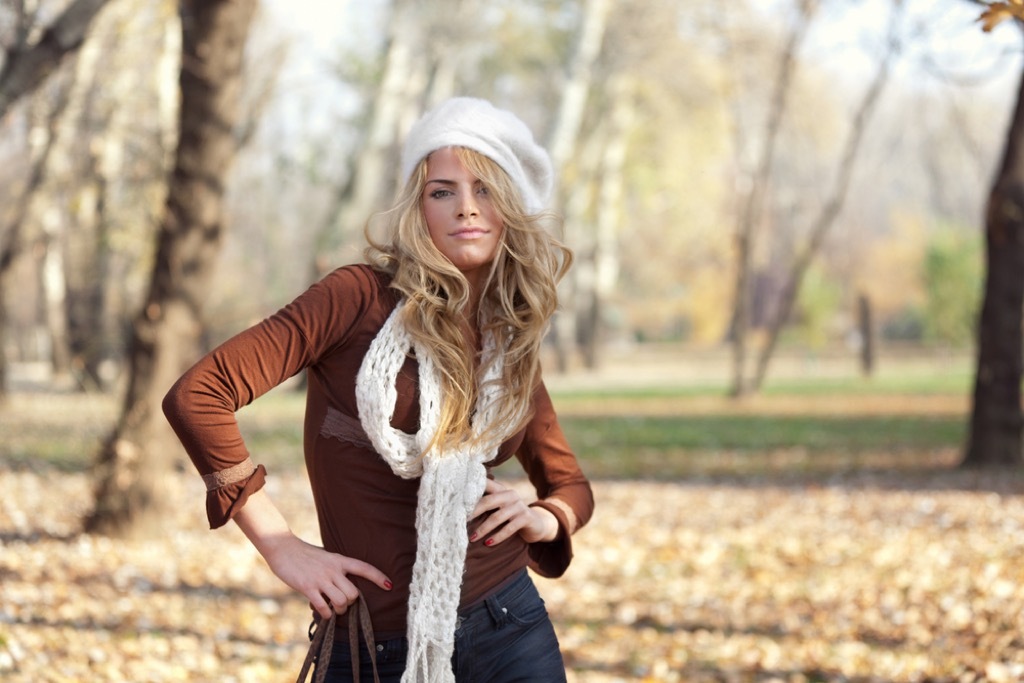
[462,271,485,323]
[465,274,483,308]
[461,305,481,356]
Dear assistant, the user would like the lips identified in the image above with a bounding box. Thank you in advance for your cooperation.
[451,228,488,238]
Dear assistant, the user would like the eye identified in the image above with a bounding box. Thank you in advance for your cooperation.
[476,185,490,196]
[429,188,453,199]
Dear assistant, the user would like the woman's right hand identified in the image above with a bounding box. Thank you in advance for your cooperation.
[262,535,393,620]
[232,489,392,620]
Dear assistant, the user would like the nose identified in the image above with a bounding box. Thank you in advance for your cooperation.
[457,192,478,218]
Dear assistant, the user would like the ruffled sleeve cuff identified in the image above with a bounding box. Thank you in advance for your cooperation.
[204,461,267,529]
[526,499,576,578]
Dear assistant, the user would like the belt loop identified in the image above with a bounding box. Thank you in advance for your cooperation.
[485,592,509,629]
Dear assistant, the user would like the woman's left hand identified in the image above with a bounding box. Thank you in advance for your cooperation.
[469,478,559,546]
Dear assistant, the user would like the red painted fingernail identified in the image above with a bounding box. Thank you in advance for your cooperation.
[469,533,478,541]
[384,580,393,590]
[484,538,494,547]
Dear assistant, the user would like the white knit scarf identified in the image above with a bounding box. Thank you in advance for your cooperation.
[355,301,508,683]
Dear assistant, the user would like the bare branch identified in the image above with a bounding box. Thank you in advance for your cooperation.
[750,1,904,392]
[729,0,820,397]
[0,0,110,121]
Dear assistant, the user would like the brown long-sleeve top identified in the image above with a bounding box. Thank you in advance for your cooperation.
[162,264,594,637]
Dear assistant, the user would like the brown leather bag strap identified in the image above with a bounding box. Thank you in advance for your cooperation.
[348,596,380,683]
[296,610,335,683]
[297,595,379,683]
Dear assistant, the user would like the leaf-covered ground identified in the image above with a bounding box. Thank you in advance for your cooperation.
[3,387,1024,681]
[2,378,1024,683]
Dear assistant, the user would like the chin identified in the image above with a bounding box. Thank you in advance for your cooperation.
[448,252,496,272]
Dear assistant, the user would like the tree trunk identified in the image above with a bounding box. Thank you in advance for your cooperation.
[66,150,112,391]
[858,292,875,377]
[50,13,109,391]
[579,76,633,369]
[750,12,897,393]
[727,0,818,398]
[86,0,257,536]
[547,0,612,373]
[557,127,601,373]
[0,73,74,395]
[962,63,1024,468]
[41,213,73,383]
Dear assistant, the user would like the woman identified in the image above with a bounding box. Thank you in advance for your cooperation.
[163,97,594,683]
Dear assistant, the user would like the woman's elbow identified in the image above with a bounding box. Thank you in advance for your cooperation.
[161,375,190,428]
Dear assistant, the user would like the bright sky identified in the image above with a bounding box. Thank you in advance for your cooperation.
[807,0,1023,91]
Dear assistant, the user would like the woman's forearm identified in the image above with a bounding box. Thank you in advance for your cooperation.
[232,488,296,562]
[232,487,393,619]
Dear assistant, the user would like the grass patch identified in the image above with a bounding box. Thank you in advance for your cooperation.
[0,438,100,472]
[553,413,966,479]
[560,414,965,454]
[759,372,973,396]
[549,369,973,402]
[0,384,972,480]
[238,422,304,469]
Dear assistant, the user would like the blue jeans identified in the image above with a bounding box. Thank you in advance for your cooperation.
[321,570,566,682]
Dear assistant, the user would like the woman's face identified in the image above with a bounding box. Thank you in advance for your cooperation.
[421,147,504,286]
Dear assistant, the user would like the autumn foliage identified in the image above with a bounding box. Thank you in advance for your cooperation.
[979,0,1024,32]
[2,390,1024,682]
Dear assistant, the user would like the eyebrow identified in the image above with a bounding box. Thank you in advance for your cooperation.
[424,178,484,187]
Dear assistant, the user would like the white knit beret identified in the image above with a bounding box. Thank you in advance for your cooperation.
[400,97,554,214]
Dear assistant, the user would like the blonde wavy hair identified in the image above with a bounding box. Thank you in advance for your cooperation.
[364,146,572,452]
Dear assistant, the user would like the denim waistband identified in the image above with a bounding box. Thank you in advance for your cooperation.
[318,570,534,675]
[454,568,530,633]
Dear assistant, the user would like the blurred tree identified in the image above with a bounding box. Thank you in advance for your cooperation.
[189,8,291,342]
[185,10,300,344]
[52,0,179,392]
[748,1,901,393]
[857,292,875,375]
[0,0,111,119]
[577,74,633,368]
[312,0,424,275]
[38,21,110,391]
[724,0,902,396]
[87,0,257,535]
[963,19,1024,466]
[0,0,114,394]
[546,0,612,372]
[727,0,818,398]
[609,2,732,346]
[0,73,72,395]
[0,0,181,395]
[567,0,732,357]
